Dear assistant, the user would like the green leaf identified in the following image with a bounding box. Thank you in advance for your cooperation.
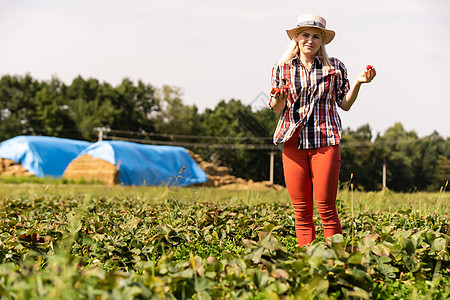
[272,268,289,280]
[347,268,370,280]
[377,263,398,279]
[196,277,214,291]
[377,256,392,264]
[382,225,392,234]
[251,247,264,264]
[253,269,269,289]
[329,234,344,244]
[431,238,446,252]
[0,263,16,275]
[403,255,420,272]
[267,281,290,294]
[308,255,323,269]
[307,275,329,295]
[398,237,415,255]
[171,268,194,279]
[347,251,364,264]
[372,244,391,257]
[262,223,276,233]
[346,286,370,299]
[195,291,212,300]
[135,261,155,271]
[67,217,82,234]
[425,231,437,244]
[361,233,379,249]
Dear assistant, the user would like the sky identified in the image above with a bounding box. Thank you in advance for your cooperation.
[1,0,449,138]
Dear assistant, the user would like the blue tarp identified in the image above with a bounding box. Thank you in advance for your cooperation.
[0,135,91,178]
[78,140,208,186]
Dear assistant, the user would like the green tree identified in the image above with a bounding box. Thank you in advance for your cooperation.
[154,85,204,136]
[65,76,158,141]
[415,133,450,191]
[340,124,377,190]
[413,131,442,190]
[254,107,284,185]
[432,155,450,191]
[374,123,419,192]
[33,78,76,137]
[69,97,117,141]
[112,78,159,132]
[199,99,276,183]
[0,74,44,141]
[65,77,114,140]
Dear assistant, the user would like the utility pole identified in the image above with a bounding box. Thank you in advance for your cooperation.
[382,158,387,190]
[94,127,111,142]
[269,150,275,184]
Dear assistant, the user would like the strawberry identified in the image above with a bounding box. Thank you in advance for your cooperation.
[271,79,289,96]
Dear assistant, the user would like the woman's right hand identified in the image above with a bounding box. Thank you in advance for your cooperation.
[270,89,288,114]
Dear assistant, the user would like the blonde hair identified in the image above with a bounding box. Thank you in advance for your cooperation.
[277,29,331,70]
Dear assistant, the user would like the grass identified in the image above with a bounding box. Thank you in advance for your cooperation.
[0,179,448,215]
[0,175,104,185]
[338,188,449,215]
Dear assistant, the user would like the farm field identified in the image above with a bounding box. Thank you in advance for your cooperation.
[0,183,448,299]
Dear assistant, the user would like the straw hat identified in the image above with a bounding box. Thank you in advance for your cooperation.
[286,14,335,44]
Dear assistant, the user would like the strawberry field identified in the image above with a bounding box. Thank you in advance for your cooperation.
[0,184,449,299]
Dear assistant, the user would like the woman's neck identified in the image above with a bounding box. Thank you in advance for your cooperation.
[299,53,316,71]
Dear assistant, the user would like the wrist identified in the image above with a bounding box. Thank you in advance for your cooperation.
[269,97,276,108]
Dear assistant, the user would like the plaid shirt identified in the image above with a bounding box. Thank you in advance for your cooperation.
[271,56,350,149]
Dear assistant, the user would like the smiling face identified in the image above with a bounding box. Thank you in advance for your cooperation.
[296,28,324,57]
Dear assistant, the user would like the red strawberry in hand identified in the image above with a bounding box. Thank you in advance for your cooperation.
[271,79,289,96]
[271,87,280,95]
[364,65,375,82]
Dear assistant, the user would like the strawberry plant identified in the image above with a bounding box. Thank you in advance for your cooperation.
[0,185,448,299]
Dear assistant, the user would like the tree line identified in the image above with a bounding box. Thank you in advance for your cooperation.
[0,74,449,192]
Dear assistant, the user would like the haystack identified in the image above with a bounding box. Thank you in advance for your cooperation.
[63,141,207,187]
[63,154,119,186]
[0,135,91,178]
[186,150,284,191]
[0,157,34,177]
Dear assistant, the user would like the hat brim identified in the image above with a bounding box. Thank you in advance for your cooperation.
[286,26,335,44]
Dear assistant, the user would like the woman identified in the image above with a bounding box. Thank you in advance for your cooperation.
[269,14,376,247]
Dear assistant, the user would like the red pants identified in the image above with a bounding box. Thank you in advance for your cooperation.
[283,133,342,247]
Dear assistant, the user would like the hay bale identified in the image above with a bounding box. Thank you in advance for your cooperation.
[219,175,236,185]
[63,154,119,186]
[215,166,229,176]
[0,158,34,177]
[2,158,16,168]
[186,149,285,191]
[198,162,216,174]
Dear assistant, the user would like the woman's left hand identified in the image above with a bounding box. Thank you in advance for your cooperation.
[356,66,377,84]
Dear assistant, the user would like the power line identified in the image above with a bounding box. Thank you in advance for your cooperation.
[107,128,274,141]
[108,136,280,150]
[99,129,448,149]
